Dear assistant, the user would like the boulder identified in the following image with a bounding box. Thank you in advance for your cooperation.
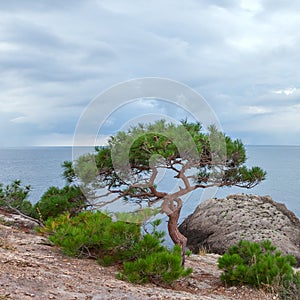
[179,194,300,266]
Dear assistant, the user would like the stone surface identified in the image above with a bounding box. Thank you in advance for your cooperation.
[179,194,300,266]
[0,208,39,231]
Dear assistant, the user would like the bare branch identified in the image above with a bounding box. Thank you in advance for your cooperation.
[177,164,191,190]
[2,205,43,226]
[92,194,124,208]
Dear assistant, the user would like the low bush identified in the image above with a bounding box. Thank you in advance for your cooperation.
[0,180,35,217]
[43,211,192,285]
[118,245,192,284]
[43,211,141,263]
[34,185,87,221]
[218,240,300,299]
[280,270,300,299]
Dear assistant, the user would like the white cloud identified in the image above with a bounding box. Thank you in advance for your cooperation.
[10,116,27,123]
[241,106,271,115]
[274,88,297,96]
[240,0,263,14]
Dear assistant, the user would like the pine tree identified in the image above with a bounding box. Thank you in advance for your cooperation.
[65,120,266,265]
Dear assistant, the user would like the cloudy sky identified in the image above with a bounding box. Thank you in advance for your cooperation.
[1,0,300,147]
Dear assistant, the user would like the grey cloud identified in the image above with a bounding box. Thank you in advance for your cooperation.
[0,0,83,12]
[0,113,38,147]
[0,50,96,83]
[0,11,119,85]
[0,0,300,146]
[81,44,117,67]
[261,0,300,12]
[3,20,64,50]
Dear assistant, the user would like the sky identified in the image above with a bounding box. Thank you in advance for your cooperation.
[1,0,300,147]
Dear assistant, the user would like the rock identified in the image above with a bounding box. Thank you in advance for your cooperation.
[0,208,39,231]
[179,194,300,266]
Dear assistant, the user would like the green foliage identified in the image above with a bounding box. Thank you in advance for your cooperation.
[69,120,266,198]
[43,211,166,264]
[43,211,141,262]
[62,161,77,184]
[43,211,192,285]
[118,245,193,284]
[74,154,99,185]
[279,270,300,300]
[218,240,299,298]
[0,180,35,217]
[34,186,87,221]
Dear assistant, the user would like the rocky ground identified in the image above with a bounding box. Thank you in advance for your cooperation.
[0,211,278,300]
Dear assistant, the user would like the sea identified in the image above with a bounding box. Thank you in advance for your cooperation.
[0,146,299,221]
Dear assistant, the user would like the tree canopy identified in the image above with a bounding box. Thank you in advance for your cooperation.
[65,119,266,264]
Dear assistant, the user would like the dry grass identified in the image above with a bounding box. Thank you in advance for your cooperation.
[198,245,208,256]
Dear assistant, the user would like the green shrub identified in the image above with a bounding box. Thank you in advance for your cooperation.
[0,180,35,217]
[43,211,192,285]
[43,211,141,263]
[34,186,86,221]
[118,245,193,284]
[218,240,300,298]
[279,270,300,300]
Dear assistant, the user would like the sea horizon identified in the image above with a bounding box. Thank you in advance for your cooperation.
[0,145,299,220]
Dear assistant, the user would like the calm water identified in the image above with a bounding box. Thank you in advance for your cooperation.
[0,147,72,204]
[0,146,299,219]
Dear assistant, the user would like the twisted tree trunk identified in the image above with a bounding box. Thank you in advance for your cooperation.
[162,197,187,266]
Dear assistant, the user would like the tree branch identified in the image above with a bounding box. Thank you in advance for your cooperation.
[2,205,43,227]
[161,196,183,215]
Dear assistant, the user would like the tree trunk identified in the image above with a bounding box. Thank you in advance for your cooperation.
[162,197,187,266]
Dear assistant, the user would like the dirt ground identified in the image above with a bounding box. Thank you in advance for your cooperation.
[0,214,278,300]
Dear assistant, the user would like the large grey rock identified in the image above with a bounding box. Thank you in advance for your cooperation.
[179,194,300,266]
